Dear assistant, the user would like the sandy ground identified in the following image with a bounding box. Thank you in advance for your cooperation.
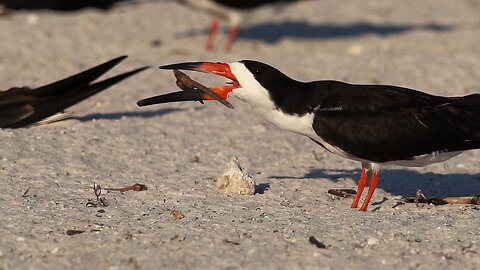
[1,0,480,269]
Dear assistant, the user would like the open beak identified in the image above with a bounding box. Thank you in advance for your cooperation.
[136,62,240,109]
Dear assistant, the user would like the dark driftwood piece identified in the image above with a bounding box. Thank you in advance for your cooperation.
[405,194,480,205]
[328,189,357,198]
[104,183,147,193]
[173,69,234,109]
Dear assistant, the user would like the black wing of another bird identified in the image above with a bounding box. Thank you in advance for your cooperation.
[0,56,148,128]
[310,81,480,163]
[0,0,126,10]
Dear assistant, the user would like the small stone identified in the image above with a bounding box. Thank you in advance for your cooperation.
[170,209,184,220]
[347,44,364,56]
[367,237,379,245]
[170,234,185,242]
[216,157,255,195]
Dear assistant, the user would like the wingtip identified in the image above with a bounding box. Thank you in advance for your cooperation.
[105,55,129,68]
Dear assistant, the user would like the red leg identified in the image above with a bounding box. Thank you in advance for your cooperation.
[223,24,238,52]
[205,17,218,51]
[359,169,379,211]
[351,167,367,208]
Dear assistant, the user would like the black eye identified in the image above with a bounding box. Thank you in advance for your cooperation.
[254,69,261,74]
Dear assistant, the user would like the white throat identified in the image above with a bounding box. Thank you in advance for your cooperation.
[228,62,317,138]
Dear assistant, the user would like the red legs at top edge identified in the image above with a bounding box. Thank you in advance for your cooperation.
[205,17,219,51]
[223,24,238,52]
[359,169,379,211]
[351,167,367,208]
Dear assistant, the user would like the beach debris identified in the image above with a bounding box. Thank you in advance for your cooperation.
[86,182,108,207]
[191,155,200,163]
[85,183,146,207]
[104,183,147,193]
[415,190,427,207]
[367,237,379,245]
[170,209,185,220]
[308,236,327,249]
[21,186,30,198]
[174,69,234,109]
[66,230,85,236]
[328,189,357,198]
[216,157,255,195]
[170,234,185,242]
[404,192,480,206]
[223,239,240,245]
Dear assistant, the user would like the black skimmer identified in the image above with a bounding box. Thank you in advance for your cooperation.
[138,60,480,211]
[0,56,147,128]
[177,0,300,51]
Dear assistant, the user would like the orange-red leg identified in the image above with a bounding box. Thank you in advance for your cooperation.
[205,17,219,51]
[351,167,367,208]
[359,169,379,211]
[223,24,238,52]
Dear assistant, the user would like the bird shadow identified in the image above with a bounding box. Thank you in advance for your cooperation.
[255,183,271,194]
[271,168,480,198]
[239,21,453,43]
[179,21,452,43]
[70,108,184,122]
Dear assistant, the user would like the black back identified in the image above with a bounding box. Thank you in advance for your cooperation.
[240,60,480,162]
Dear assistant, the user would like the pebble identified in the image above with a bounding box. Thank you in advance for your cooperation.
[367,237,379,245]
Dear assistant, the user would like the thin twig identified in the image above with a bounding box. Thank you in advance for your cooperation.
[104,183,147,193]
[328,188,357,198]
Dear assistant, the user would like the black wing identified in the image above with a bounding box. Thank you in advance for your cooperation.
[310,82,480,162]
[0,56,148,128]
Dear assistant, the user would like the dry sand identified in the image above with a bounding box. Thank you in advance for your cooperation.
[0,0,480,269]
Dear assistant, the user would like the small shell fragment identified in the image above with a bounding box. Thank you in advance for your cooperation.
[216,157,255,195]
[170,209,185,220]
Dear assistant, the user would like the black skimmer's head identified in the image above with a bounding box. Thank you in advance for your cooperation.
[139,60,316,137]
[139,60,480,211]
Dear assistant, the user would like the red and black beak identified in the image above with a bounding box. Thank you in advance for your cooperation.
[137,62,240,109]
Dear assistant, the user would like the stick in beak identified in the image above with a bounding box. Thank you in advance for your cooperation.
[137,69,234,109]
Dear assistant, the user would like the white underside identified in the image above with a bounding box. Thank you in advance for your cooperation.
[228,62,464,170]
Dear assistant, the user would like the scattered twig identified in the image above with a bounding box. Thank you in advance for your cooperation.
[328,188,357,198]
[312,150,321,161]
[415,190,426,207]
[404,192,480,206]
[223,239,240,245]
[21,186,30,198]
[173,69,234,109]
[85,182,108,207]
[66,230,85,236]
[308,236,327,249]
[94,182,102,199]
[104,183,147,193]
